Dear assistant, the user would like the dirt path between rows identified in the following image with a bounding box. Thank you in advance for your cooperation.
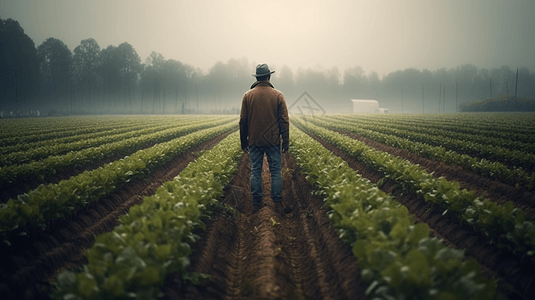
[163,152,368,300]
[304,129,535,300]
[0,130,232,300]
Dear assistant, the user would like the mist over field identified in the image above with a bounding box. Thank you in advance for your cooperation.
[1,0,534,115]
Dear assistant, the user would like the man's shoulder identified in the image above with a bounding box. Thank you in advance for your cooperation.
[272,88,285,100]
[273,88,284,95]
[243,88,254,98]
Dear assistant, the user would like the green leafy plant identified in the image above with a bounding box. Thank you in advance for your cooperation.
[296,117,535,260]
[0,120,238,243]
[52,131,243,299]
[0,116,236,186]
[205,201,236,220]
[289,123,496,300]
[307,114,535,191]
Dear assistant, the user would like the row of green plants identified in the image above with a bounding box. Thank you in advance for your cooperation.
[0,116,198,156]
[324,115,535,170]
[288,124,496,300]
[0,117,236,187]
[1,121,139,156]
[0,117,98,141]
[51,131,243,300]
[0,116,153,147]
[0,122,238,243]
[296,117,535,260]
[367,112,535,136]
[0,119,188,167]
[332,114,535,153]
[0,118,206,167]
[311,116,535,190]
[389,114,533,143]
[345,113,535,138]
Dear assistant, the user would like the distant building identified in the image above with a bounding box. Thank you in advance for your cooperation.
[351,99,389,113]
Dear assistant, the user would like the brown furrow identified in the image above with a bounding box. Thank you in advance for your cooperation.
[287,153,365,300]
[282,171,334,300]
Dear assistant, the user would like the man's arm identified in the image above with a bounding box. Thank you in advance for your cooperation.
[277,95,290,152]
[239,97,249,151]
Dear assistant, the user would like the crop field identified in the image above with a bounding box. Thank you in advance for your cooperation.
[0,113,534,300]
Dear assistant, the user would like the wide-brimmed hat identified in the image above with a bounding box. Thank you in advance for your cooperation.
[251,63,275,77]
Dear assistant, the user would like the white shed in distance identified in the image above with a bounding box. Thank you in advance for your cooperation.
[351,99,389,113]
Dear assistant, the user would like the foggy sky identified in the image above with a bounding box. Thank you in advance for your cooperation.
[1,0,534,76]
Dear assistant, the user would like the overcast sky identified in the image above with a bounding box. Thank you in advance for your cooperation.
[1,0,534,76]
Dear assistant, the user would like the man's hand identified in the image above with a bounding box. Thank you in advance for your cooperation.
[282,141,289,153]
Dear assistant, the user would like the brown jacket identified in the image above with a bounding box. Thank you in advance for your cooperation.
[239,81,289,149]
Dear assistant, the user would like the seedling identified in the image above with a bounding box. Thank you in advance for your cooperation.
[282,167,292,176]
[270,217,280,226]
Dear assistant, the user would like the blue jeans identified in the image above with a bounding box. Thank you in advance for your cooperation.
[248,145,282,202]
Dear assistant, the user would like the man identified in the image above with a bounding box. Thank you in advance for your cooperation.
[239,63,290,213]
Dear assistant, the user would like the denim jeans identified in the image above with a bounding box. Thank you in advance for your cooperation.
[248,144,282,202]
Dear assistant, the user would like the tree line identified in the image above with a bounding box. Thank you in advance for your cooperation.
[1,17,534,116]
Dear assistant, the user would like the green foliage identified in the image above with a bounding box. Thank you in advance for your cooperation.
[0,119,237,242]
[205,200,236,220]
[52,131,242,299]
[289,125,496,299]
[296,116,535,261]
[0,115,207,166]
[0,116,236,185]
[311,114,535,190]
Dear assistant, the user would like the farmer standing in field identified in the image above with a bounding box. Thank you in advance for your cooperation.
[239,63,290,214]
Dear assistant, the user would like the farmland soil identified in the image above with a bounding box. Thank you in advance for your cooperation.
[0,130,232,300]
[305,129,535,300]
[162,152,368,300]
